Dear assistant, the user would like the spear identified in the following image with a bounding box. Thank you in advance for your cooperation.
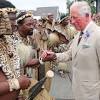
[27,70,54,100]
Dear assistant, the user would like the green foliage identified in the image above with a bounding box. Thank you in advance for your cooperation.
[66,0,73,14]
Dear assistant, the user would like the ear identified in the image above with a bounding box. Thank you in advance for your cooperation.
[85,13,90,22]
[85,13,89,17]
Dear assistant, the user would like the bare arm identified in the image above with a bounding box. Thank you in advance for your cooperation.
[0,70,10,95]
[25,59,40,68]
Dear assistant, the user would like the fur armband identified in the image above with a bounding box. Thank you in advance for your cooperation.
[8,78,20,91]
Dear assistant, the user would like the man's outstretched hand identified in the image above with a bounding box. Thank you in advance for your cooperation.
[40,50,57,62]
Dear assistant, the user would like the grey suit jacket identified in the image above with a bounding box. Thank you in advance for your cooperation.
[56,21,100,100]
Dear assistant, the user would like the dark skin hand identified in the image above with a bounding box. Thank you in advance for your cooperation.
[18,75,31,90]
[25,59,40,68]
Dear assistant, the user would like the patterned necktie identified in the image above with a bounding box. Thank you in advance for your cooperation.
[78,32,84,45]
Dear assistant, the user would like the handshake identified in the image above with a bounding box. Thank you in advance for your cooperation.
[39,50,57,64]
[25,50,57,66]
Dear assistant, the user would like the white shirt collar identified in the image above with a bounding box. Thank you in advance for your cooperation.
[83,21,93,34]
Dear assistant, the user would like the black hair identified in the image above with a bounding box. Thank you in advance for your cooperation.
[0,0,15,8]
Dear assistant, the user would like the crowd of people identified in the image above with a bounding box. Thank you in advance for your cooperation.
[0,0,100,100]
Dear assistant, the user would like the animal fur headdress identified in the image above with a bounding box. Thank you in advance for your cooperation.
[0,9,12,35]
[16,11,33,24]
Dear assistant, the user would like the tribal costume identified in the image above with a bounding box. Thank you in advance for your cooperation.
[0,9,20,100]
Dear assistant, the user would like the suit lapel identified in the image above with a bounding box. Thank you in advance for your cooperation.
[72,32,80,58]
[73,34,86,58]
[73,21,96,58]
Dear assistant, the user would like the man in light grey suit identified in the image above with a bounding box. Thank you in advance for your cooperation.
[40,1,100,100]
